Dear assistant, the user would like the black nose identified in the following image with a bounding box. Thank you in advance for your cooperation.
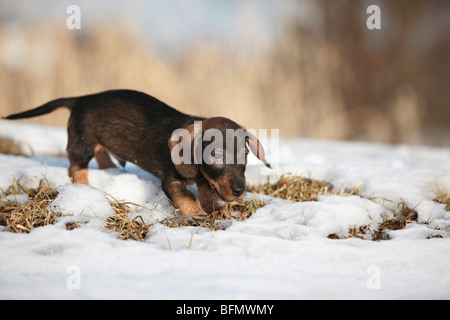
[231,185,245,197]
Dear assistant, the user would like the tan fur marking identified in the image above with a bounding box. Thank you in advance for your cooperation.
[94,144,117,169]
[73,168,89,185]
[199,167,236,202]
[173,196,206,216]
[163,179,206,216]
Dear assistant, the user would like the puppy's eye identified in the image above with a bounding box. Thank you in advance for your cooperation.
[213,152,224,163]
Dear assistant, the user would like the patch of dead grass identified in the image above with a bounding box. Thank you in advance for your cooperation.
[103,199,154,242]
[159,196,265,230]
[159,215,222,230]
[0,177,62,233]
[328,200,420,241]
[0,138,22,156]
[248,176,332,201]
[248,175,361,202]
[434,192,450,212]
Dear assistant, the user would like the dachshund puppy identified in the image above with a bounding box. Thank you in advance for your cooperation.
[4,89,271,216]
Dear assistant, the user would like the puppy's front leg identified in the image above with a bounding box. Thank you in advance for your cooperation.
[162,178,206,216]
[196,178,223,216]
[68,162,89,185]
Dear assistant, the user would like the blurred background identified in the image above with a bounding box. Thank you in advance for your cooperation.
[0,0,449,146]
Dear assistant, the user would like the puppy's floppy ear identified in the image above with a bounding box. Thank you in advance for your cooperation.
[245,130,272,169]
[168,123,202,179]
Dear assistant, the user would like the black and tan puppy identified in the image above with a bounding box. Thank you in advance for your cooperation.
[4,90,271,216]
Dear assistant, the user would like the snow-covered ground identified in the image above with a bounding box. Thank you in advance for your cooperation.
[0,120,449,299]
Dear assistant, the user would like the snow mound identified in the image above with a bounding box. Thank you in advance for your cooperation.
[49,184,114,218]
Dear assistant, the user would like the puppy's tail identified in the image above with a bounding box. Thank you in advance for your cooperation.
[3,97,76,120]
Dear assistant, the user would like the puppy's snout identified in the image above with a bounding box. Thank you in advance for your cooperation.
[231,184,246,197]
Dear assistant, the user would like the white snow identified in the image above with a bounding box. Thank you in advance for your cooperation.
[0,120,450,299]
[49,184,115,219]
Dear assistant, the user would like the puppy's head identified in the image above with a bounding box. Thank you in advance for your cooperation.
[169,117,271,202]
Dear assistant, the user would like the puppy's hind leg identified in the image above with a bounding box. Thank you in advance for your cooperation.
[93,144,117,169]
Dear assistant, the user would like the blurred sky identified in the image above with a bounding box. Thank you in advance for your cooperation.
[0,0,316,56]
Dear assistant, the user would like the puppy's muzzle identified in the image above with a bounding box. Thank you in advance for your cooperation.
[231,184,246,198]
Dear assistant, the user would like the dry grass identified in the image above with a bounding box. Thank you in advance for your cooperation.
[0,177,62,233]
[328,200,420,241]
[248,175,360,202]
[250,175,446,241]
[1,175,447,242]
[434,192,450,212]
[0,138,22,156]
[0,177,154,240]
[0,175,264,240]
[249,176,332,202]
[2,18,443,144]
[159,196,265,230]
[434,192,450,232]
[220,197,265,220]
[0,24,349,139]
[102,196,266,239]
[159,215,222,231]
[103,199,153,242]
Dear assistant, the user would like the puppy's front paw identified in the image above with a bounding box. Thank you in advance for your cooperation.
[175,198,207,217]
[180,208,207,217]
